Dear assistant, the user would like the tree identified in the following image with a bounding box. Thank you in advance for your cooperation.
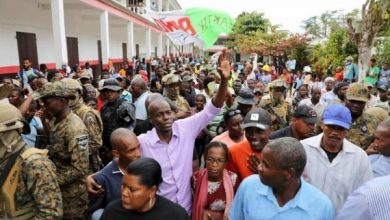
[309,26,357,74]
[302,16,322,38]
[346,0,390,80]
[231,12,270,35]
[302,10,340,39]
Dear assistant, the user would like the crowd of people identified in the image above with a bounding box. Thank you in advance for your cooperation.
[1,51,390,220]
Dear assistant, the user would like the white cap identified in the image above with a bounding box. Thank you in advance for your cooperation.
[303,66,312,73]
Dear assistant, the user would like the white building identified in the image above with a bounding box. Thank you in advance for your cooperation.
[0,0,194,75]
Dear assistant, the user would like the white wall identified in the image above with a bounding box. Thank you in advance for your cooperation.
[0,0,56,66]
[0,0,169,72]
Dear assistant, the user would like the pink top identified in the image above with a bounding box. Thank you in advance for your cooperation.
[138,101,221,213]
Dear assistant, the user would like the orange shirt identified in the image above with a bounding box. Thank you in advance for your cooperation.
[119,69,126,77]
[226,140,262,181]
[335,72,344,81]
[282,73,292,85]
[212,131,247,148]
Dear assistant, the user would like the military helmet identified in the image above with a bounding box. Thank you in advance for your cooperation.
[346,82,368,102]
[0,83,11,100]
[162,73,181,86]
[61,78,83,94]
[269,78,288,89]
[33,80,76,100]
[0,103,24,133]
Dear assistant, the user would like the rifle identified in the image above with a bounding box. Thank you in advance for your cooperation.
[263,104,288,129]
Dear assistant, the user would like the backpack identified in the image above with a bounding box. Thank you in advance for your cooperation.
[0,148,47,219]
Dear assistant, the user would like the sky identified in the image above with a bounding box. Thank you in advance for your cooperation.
[176,0,366,33]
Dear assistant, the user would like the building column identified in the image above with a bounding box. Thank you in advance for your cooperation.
[146,28,152,58]
[145,0,151,10]
[158,33,163,57]
[158,0,163,11]
[165,0,171,56]
[51,0,68,68]
[166,38,170,56]
[100,10,110,65]
[127,21,135,60]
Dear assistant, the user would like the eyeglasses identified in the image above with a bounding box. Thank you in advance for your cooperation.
[227,109,241,117]
[206,157,226,164]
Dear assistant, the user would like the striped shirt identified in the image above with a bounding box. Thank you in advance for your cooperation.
[301,134,373,214]
[336,175,390,220]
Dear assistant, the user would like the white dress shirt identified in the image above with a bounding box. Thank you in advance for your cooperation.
[301,134,373,214]
[134,91,149,120]
[299,98,327,117]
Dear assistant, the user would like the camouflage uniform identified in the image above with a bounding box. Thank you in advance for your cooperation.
[47,112,89,219]
[62,78,103,173]
[74,106,103,172]
[345,82,378,150]
[259,79,292,131]
[346,112,378,149]
[0,103,63,219]
[37,81,90,219]
[162,73,191,112]
[14,148,63,219]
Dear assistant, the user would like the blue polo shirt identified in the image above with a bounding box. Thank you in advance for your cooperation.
[88,160,124,215]
[229,175,334,220]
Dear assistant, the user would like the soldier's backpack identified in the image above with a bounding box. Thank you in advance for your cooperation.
[0,148,48,219]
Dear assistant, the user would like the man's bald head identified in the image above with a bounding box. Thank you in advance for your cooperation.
[145,93,164,109]
[147,99,171,117]
[110,128,141,167]
[131,75,147,88]
[110,128,138,151]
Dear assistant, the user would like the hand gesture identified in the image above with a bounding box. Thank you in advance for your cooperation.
[86,173,104,197]
[247,153,260,174]
[218,50,231,81]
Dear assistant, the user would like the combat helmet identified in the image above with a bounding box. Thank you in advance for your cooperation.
[62,78,83,95]
[269,78,288,90]
[0,103,25,133]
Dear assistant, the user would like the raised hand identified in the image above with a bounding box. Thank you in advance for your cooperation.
[218,49,231,81]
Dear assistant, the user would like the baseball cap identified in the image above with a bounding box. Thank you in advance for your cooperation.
[78,72,91,80]
[303,66,312,73]
[378,84,389,91]
[346,82,368,102]
[236,88,256,105]
[254,88,263,95]
[293,105,318,124]
[243,108,272,130]
[182,75,193,82]
[98,78,122,91]
[322,104,352,129]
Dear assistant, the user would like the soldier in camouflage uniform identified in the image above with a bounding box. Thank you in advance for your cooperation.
[345,82,378,150]
[162,73,191,113]
[35,81,89,219]
[62,78,103,173]
[259,78,292,131]
[0,103,62,219]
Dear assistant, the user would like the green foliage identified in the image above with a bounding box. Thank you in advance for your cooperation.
[309,27,358,72]
[302,10,341,39]
[232,12,270,35]
[291,43,309,71]
[373,38,390,66]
